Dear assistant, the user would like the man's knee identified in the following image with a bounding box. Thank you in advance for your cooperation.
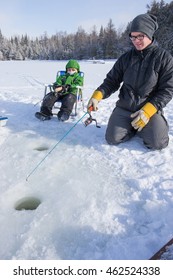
[143,137,169,150]
[105,131,121,145]
[105,128,132,145]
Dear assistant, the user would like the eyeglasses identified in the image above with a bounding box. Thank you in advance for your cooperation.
[129,34,147,41]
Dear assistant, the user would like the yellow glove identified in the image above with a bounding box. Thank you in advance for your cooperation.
[131,102,157,131]
[87,90,103,111]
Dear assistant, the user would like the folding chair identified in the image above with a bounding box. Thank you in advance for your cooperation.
[44,70,84,116]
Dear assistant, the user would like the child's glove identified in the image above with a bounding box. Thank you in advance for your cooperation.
[53,84,62,91]
[87,90,103,111]
[131,102,157,131]
[54,84,71,94]
[61,84,71,93]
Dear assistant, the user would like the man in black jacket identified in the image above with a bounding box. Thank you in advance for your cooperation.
[87,14,173,150]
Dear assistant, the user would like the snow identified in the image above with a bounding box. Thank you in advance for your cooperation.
[0,60,173,260]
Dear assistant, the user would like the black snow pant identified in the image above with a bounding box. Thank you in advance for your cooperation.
[105,107,169,150]
[40,92,77,117]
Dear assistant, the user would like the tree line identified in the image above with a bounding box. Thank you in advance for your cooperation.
[0,0,173,61]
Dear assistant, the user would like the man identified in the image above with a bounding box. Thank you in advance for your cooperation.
[87,14,173,150]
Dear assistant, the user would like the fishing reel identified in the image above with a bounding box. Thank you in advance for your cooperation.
[84,106,101,128]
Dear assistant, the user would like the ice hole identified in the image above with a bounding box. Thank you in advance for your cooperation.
[15,196,41,211]
[34,146,49,151]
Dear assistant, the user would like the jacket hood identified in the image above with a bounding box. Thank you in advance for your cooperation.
[66,60,80,71]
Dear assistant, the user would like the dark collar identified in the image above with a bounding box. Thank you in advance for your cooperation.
[134,41,157,58]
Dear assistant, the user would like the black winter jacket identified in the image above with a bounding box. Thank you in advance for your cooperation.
[97,43,173,112]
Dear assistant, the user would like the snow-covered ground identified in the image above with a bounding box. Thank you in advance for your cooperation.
[0,60,173,260]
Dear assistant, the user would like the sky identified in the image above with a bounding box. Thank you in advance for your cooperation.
[0,0,172,38]
[1,60,173,262]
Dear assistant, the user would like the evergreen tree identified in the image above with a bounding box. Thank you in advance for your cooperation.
[147,0,173,55]
[104,19,118,58]
[97,26,106,58]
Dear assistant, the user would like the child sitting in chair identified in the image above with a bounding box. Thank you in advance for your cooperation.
[35,59,83,121]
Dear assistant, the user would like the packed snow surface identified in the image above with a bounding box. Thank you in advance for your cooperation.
[0,60,173,260]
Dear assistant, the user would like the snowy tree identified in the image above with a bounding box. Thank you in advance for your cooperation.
[104,19,118,58]
[73,27,88,59]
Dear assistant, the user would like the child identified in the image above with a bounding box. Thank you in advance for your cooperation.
[35,59,83,121]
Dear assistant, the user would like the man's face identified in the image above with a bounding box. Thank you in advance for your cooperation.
[130,32,152,50]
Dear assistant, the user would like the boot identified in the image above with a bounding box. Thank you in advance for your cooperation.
[57,110,70,121]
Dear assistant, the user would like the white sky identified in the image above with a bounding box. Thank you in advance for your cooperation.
[0,0,172,38]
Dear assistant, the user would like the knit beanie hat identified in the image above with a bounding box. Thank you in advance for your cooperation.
[66,60,80,71]
[129,13,158,40]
